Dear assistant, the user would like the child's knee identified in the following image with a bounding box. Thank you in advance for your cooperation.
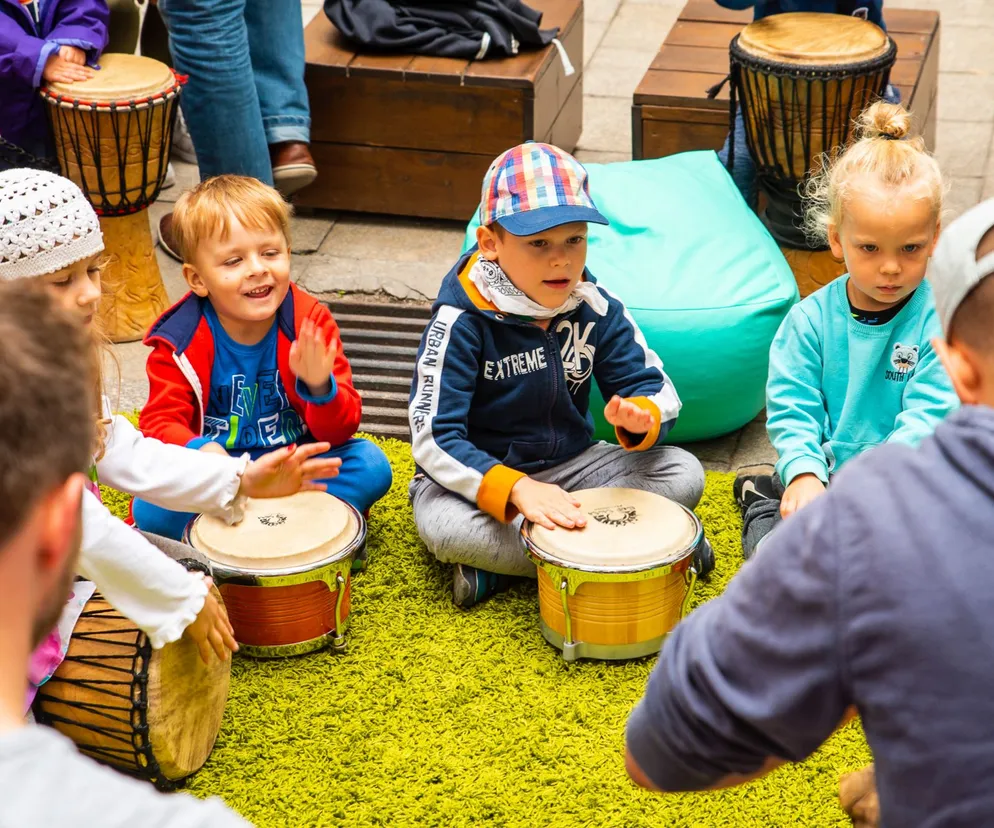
[352,439,393,499]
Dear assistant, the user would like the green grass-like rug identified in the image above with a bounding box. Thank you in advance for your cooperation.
[103,436,869,827]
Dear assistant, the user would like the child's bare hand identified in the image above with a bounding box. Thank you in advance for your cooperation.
[289,317,336,396]
[59,45,86,65]
[510,477,587,531]
[604,395,654,435]
[184,579,238,664]
[239,442,342,499]
[43,53,94,84]
[780,474,826,519]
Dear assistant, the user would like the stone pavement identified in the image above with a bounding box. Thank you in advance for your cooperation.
[111,0,994,473]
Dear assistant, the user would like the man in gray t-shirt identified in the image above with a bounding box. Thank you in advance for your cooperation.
[624,199,994,825]
[0,284,249,828]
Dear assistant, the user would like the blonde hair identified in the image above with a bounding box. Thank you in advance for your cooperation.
[803,102,944,246]
[171,174,293,262]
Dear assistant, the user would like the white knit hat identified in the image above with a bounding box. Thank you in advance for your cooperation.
[0,169,104,282]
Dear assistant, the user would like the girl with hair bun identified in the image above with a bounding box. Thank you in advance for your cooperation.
[734,101,959,559]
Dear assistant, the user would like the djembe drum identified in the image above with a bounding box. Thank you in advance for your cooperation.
[185,492,366,658]
[728,13,896,296]
[522,488,702,662]
[41,54,180,342]
[33,586,231,791]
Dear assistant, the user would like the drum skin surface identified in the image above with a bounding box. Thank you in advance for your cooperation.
[738,12,889,65]
[33,589,230,788]
[524,488,700,659]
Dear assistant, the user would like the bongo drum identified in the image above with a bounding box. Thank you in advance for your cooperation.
[727,12,896,290]
[185,492,366,658]
[41,54,180,342]
[522,488,702,662]
[32,587,231,791]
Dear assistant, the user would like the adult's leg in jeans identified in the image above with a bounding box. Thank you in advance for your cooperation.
[244,0,310,145]
[159,0,273,183]
[717,107,758,210]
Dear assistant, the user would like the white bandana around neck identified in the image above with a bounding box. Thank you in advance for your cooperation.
[468,255,608,320]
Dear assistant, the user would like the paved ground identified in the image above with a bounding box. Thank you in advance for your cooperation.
[110,0,994,473]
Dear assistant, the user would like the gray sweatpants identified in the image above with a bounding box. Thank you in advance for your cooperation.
[409,442,705,577]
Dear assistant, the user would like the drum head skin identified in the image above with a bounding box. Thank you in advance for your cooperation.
[526,488,698,570]
[738,12,889,65]
[190,491,357,571]
[46,53,176,101]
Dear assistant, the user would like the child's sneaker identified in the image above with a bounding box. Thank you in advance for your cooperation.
[452,564,515,608]
[733,473,776,510]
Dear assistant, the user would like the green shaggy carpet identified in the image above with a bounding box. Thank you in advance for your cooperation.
[103,435,870,827]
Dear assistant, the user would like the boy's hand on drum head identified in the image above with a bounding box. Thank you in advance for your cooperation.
[780,473,826,519]
[239,442,342,499]
[186,578,238,664]
[604,395,654,435]
[510,477,587,531]
[289,317,337,397]
[58,45,86,65]
[42,53,94,84]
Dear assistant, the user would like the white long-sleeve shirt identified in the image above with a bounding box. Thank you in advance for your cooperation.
[77,401,249,649]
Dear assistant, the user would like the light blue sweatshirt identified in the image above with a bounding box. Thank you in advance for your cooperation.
[767,276,958,485]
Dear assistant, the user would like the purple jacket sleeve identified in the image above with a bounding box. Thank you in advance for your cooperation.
[0,10,50,87]
[47,0,109,57]
[624,491,851,790]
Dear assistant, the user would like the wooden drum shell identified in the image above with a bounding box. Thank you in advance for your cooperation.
[32,589,230,790]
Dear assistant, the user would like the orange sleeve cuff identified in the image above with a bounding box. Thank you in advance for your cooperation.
[616,396,662,451]
[477,464,527,523]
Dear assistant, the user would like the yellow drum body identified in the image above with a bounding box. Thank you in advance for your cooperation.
[524,488,702,662]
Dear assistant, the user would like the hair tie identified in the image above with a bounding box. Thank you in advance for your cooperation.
[880,133,901,141]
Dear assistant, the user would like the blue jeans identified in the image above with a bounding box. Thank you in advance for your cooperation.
[132,438,394,541]
[158,0,311,184]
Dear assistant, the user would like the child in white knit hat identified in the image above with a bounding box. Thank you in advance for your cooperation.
[0,168,342,703]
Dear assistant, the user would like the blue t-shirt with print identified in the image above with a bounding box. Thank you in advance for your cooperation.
[203,304,306,456]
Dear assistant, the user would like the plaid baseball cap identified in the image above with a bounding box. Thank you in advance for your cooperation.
[479,143,608,236]
[928,198,994,335]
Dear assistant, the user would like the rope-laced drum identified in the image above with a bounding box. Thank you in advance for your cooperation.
[727,13,896,256]
[41,54,181,342]
[522,488,702,662]
[185,492,366,658]
[33,584,231,791]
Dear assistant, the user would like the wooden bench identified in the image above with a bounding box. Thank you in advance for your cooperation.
[632,2,939,160]
[298,0,583,221]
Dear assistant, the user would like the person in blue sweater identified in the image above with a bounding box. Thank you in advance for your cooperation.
[734,101,958,558]
[408,143,709,608]
[715,1,894,208]
[624,197,994,825]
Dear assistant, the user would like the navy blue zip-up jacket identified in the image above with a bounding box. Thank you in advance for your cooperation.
[409,249,682,523]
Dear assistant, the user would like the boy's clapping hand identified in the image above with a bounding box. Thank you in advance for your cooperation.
[510,477,587,531]
[289,316,337,397]
[604,395,654,435]
[238,442,342,499]
[780,473,826,518]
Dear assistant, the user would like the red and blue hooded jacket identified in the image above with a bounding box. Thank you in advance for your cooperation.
[140,284,362,449]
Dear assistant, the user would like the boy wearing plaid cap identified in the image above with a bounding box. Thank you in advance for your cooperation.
[408,143,709,608]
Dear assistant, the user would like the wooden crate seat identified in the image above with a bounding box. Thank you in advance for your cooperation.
[299,0,583,221]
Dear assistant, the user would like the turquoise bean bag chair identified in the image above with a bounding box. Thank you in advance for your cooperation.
[462,150,797,443]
